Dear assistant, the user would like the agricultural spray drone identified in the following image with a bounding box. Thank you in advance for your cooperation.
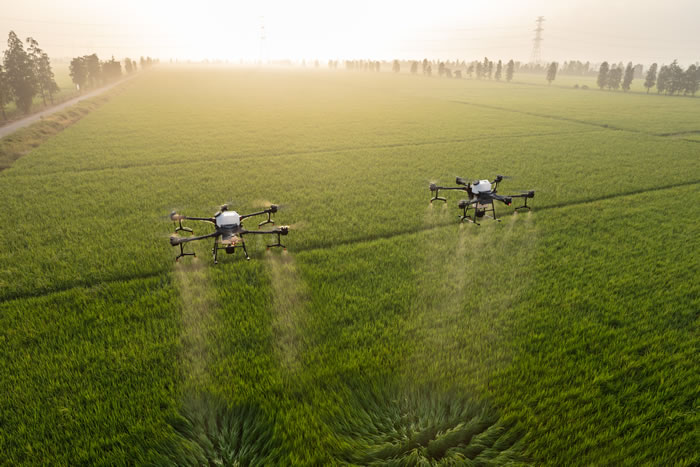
[169,204,289,264]
[429,175,535,224]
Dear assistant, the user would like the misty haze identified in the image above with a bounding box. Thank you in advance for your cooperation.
[0,1,697,465]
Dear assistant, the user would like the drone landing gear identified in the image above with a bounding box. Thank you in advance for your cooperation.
[175,244,195,261]
[213,240,251,264]
[514,198,532,211]
[430,188,447,203]
[460,202,498,225]
[266,232,286,250]
[174,218,193,233]
[258,211,275,227]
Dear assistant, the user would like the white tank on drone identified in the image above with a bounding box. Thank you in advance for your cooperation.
[471,180,492,194]
[216,211,241,228]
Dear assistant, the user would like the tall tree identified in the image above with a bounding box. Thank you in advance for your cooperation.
[644,63,658,93]
[622,62,634,92]
[684,64,699,96]
[69,56,87,91]
[410,61,417,74]
[392,59,400,73]
[3,31,37,113]
[466,63,474,78]
[505,59,514,82]
[546,62,558,85]
[607,66,622,90]
[475,62,483,79]
[124,57,133,74]
[597,61,609,89]
[494,60,502,80]
[26,38,59,105]
[84,54,101,86]
[667,60,684,95]
[656,65,669,94]
[0,63,9,120]
[487,60,494,79]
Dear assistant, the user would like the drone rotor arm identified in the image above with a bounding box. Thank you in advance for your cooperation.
[240,226,289,249]
[170,232,219,246]
[240,205,278,226]
[181,216,216,223]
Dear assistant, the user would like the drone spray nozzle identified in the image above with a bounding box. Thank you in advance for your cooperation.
[429,183,438,192]
[268,204,278,213]
[455,176,468,186]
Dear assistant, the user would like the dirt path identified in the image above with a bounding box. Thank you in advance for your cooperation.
[0,76,134,139]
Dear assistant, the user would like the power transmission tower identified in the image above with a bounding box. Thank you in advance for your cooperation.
[258,16,267,65]
[531,16,545,65]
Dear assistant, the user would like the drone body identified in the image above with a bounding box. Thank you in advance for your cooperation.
[169,204,289,264]
[429,175,534,224]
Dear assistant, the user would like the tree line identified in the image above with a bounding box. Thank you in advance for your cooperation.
[0,31,59,119]
[346,58,518,82]
[594,60,698,95]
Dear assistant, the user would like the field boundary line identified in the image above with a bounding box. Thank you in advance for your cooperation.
[2,129,600,178]
[0,269,165,304]
[449,99,645,134]
[296,179,700,254]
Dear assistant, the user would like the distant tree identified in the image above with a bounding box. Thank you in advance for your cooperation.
[84,53,101,86]
[438,62,445,77]
[466,63,474,78]
[644,63,658,93]
[487,60,494,79]
[426,64,432,76]
[3,31,37,113]
[505,59,514,82]
[392,59,400,73]
[475,62,483,79]
[482,57,489,78]
[0,63,9,120]
[445,68,453,78]
[667,60,684,95]
[597,61,609,89]
[607,66,622,90]
[546,62,558,85]
[684,64,699,96]
[656,65,669,94]
[410,61,418,74]
[621,62,634,92]
[454,70,462,79]
[26,38,59,105]
[69,56,87,91]
[495,60,502,80]
[101,56,122,82]
[124,58,133,74]
[422,58,428,75]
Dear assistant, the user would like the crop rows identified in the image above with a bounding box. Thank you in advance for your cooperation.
[1,68,697,464]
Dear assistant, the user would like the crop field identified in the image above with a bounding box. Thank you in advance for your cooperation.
[0,67,698,465]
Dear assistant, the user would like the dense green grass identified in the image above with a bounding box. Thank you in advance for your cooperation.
[0,67,697,464]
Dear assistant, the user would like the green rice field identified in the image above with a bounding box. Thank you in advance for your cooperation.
[0,67,698,465]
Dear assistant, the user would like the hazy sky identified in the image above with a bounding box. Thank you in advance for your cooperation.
[1,1,698,65]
